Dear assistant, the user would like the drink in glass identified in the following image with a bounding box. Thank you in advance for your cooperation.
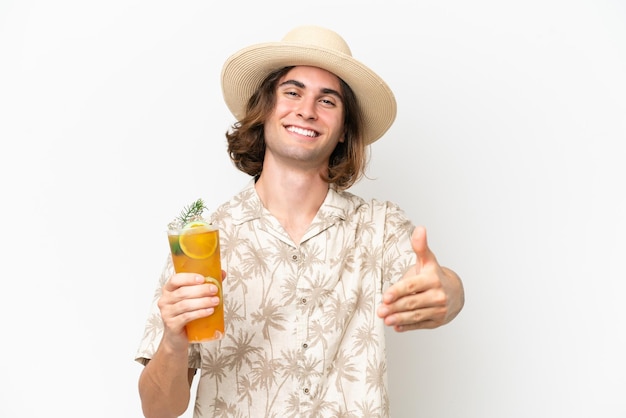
[167,221,224,342]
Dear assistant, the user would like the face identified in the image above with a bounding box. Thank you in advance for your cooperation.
[263,66,345,171]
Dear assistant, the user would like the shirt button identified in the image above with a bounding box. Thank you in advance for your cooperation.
[303,388,310,395]
[302,343,309,349]
[292,254,298,261]
[300,298,307,305]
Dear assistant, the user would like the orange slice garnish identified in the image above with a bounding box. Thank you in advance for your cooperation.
[178,221,217,259]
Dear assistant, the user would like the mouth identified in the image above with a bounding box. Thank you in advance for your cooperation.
[285,125,319,138]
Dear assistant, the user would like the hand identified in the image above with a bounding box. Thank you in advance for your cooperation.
[157,271,225,346]
[377,226,464,331]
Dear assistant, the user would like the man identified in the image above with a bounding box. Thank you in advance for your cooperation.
[136,25,464,418]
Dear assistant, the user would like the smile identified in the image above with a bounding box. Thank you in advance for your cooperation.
[286,126,319,138]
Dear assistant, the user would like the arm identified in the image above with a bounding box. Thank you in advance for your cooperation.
[138,354,195,418]
[138,272,221,418]
[377,226,465,331]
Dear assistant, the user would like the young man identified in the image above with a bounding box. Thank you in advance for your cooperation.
[136,25,465,418]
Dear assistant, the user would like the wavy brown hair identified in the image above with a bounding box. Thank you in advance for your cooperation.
[225,66,367,190]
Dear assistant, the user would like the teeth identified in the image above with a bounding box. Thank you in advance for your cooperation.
[287,126,317,137]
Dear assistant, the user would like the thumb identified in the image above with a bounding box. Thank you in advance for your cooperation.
[411,226,438,270]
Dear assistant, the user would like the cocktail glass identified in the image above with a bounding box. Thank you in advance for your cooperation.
[167,221,224,342]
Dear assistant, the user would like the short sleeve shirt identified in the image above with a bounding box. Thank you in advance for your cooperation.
[135,180,416,418]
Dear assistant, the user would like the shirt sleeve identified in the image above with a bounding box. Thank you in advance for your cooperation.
[380,200,416,291]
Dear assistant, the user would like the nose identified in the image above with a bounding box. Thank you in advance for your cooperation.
[296,97,317,120]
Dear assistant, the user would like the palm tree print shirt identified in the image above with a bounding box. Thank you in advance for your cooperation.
[136,180,417,417]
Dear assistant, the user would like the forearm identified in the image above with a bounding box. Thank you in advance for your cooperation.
[138,339,192,418]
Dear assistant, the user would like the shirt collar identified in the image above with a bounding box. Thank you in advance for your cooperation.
[229,179,351,227]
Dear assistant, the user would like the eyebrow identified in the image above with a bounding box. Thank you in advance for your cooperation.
[278,79,343,101]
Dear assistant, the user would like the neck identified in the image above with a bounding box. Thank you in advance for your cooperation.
[255,167,329,244]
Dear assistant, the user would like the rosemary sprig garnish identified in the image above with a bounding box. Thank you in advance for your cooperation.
[167,199,208,230]
[177,198,207,224]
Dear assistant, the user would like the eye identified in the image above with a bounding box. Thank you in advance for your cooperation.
[279,87,301,98]
[319,97,337,107]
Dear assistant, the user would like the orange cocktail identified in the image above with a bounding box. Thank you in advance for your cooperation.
[167,222,224,342]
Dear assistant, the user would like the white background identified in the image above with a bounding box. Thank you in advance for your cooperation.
[1,1,625,417]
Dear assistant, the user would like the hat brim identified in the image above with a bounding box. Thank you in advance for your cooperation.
[221,42,397,145]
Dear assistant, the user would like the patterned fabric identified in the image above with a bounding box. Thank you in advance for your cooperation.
[136,180,416,418]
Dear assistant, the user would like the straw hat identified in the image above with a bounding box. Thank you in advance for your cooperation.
[220,25,397,145]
